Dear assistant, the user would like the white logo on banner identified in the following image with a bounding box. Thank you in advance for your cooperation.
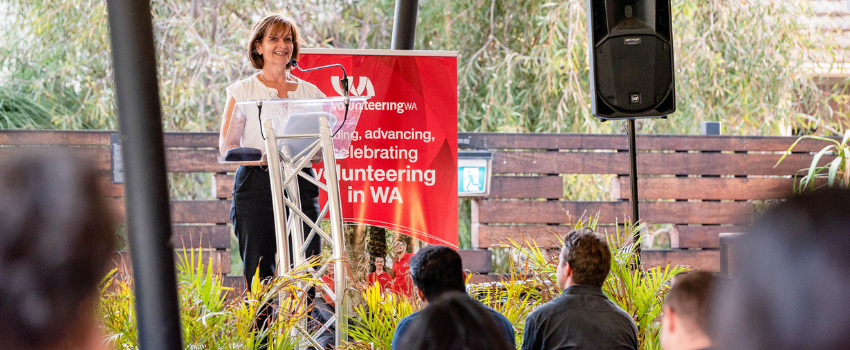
[332,76,375,96]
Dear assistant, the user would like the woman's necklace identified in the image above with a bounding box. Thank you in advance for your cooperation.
[260,71,296,98]
[259,72,278,98]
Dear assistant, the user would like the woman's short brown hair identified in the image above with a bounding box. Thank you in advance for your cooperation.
[247,14,302,70]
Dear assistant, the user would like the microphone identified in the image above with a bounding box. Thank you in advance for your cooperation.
[289,58,352,138]
[290,58,349,99]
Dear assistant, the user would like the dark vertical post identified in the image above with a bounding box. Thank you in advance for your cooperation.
[105,1,183,349]
[628,119,641,256]
[391,0,419,50]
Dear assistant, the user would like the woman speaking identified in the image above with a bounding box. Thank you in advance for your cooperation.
[219,13,323,289]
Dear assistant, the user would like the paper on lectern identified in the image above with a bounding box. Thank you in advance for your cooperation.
[221,97,368,159]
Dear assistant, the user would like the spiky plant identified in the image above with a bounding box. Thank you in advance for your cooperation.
[344,284,421,350]
[776,130,850,193]
[99,249,317,349]
[603,220,689,349]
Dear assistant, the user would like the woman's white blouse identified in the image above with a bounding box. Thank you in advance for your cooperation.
[224,72,326,153]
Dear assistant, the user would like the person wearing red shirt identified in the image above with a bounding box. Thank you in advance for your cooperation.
[320,263,336,307]
[391,241,415,296]
[367,256,393,292]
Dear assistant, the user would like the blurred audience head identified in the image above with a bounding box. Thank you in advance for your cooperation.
[398,292,513,350]
[409,245,465,302]
[0,150,116,350]
[714,190,850,350]
[557,228,611,290]
[661,271,716,350]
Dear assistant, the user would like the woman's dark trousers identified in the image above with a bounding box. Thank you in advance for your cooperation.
[231,165,322,288]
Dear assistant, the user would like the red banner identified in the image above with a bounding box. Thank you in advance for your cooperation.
[295,49,458,248]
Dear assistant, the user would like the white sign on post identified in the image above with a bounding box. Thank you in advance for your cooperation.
[458,151,493,197]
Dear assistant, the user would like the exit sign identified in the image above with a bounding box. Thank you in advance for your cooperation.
[458,151,493,197]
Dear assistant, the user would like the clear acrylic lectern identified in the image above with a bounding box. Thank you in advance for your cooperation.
[220,96,368,347]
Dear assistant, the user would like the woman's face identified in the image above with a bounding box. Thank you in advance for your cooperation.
[394,242,405,255]
[256,25,293,69]
[375,257,384,269]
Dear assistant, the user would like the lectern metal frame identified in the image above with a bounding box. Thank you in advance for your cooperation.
[261,116,348,347]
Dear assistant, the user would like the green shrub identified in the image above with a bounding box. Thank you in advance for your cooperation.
[99,249,316,349]
[344,284,421,349]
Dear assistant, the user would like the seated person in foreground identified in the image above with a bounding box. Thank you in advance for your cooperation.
[0,151,116,350]
[521,228,638,350]
[660,271,716,350]
[398,292,513,350]
[713,190,850,350]
[390,245,515,349]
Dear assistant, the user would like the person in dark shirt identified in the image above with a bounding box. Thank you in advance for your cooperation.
[521,228,638,350]
[398,292,513,350]
[660,272,716,350]
[391,245,515,350]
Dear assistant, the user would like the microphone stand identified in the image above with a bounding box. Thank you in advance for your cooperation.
[290,59,351,137]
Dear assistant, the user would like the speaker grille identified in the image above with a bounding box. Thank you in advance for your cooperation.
[594,34,673,113]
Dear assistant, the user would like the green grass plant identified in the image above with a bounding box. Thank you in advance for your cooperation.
[777,130,850,192]
[344,284,421,349]
[99,249,317,349]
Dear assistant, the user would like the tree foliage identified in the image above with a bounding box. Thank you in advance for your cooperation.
[411,0,840,134]
[0,0,844,135]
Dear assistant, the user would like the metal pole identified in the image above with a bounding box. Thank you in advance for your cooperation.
[628,120,639,223]
[104,1,183,349]
[264,119,291,275]
[320,117,348,346]
[391,0,419,50]
[628,119,641,254]
[281,146,305,267]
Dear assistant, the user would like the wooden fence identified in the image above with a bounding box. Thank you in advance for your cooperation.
[0,130,831,275]
[460,133,833,271]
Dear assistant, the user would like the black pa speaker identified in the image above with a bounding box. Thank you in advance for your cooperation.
[587,0,676,120]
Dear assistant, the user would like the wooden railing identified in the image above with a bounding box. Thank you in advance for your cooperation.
[1,130,830,273]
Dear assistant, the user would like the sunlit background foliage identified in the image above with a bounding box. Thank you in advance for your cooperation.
[0,0,846,135]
